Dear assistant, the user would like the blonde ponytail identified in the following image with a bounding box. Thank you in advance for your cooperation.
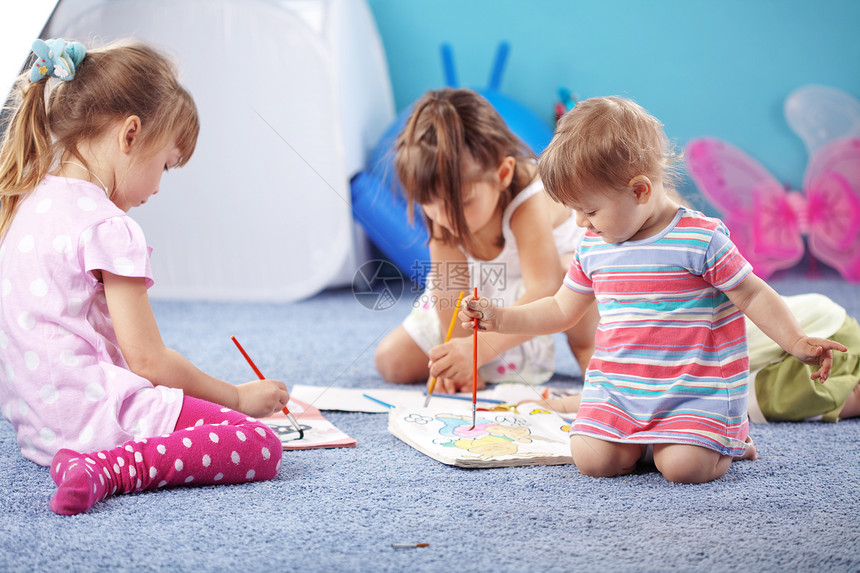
[0,77,54,238]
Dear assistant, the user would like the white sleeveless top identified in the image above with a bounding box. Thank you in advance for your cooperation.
[464,178,584,305]
[403,178,584,384]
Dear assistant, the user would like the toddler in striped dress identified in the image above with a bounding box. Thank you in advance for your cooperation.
[460,96,847,484]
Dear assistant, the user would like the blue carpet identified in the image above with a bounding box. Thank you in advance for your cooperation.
[1,266,858,572]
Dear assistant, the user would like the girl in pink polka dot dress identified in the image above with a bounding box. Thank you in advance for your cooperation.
[0,39,288,515]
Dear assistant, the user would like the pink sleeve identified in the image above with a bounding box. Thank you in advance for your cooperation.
[81,216,154,288]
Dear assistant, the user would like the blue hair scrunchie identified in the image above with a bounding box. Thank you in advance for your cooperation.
[29,38,86,83]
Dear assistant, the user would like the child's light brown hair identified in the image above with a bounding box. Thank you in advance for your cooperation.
[394,87,535,254]
[0,40,199,239]
[539,96,680,205]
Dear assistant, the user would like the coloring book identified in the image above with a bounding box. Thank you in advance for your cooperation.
[260,396,356,450]
[388,404,574,468]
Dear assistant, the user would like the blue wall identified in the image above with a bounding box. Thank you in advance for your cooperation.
[366,0,860,204]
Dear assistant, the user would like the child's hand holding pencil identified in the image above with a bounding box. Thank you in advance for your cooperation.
[231,336,302,438]
[459,292,502,332]
[426,292,464,404]
[427,340,487,394]
[235,379,290,419]
[425,291,486,399]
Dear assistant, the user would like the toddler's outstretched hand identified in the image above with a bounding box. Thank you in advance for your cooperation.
[790,337,848,383]
[236,379,290,418]
[459,294,501,332]
[516,395,582,414]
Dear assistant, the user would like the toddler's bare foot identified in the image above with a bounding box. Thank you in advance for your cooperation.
[734,437,757,461]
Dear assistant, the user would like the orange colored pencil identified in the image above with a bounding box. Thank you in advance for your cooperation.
[231,336,303,440]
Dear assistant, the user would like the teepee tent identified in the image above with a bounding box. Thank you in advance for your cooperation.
[4,0,394,302]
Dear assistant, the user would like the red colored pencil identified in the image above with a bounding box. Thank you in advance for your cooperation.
[231,336,303,439]
[471,287,478,429]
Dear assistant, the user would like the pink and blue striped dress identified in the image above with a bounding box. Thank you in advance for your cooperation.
[564,208,753,457]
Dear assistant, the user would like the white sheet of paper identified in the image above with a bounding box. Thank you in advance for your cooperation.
[289,383,576,413]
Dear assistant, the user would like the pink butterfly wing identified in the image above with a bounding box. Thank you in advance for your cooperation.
[805,137,860,282]
[686,138,804,279]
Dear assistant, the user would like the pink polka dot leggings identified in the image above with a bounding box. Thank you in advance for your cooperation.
[49,396,283,515]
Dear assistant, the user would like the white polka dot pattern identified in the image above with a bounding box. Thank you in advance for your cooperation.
[59,350,79,366]
[52,235,71,254]
[18,235,35,253]
[39,427,56,446]
[84,383,105,401]
[79,425,94,444]
[39,385,58,404]
[67,298,83,316]
[29,279,48,297]
[112,257,134,275]
[17,312,36,330]
[24,352,39,371]
[77,197,97,211]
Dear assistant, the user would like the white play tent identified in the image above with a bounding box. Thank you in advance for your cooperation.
[5,0,394,301]
[0,2,59,98]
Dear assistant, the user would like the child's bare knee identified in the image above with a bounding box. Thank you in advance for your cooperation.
[654,445,730,484]
[374,352,406,383]
[659,464,713,484]
[374,344,389,377]
[570,437,639,477]
[374,328,431,383]
[374,339,426,383]
[374,341,402,382]
[574,456,627,478]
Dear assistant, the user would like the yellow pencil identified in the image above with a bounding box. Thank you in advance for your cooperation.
[423,291,465,407]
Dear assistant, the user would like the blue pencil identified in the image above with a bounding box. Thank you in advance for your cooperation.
[362,393,395,409]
